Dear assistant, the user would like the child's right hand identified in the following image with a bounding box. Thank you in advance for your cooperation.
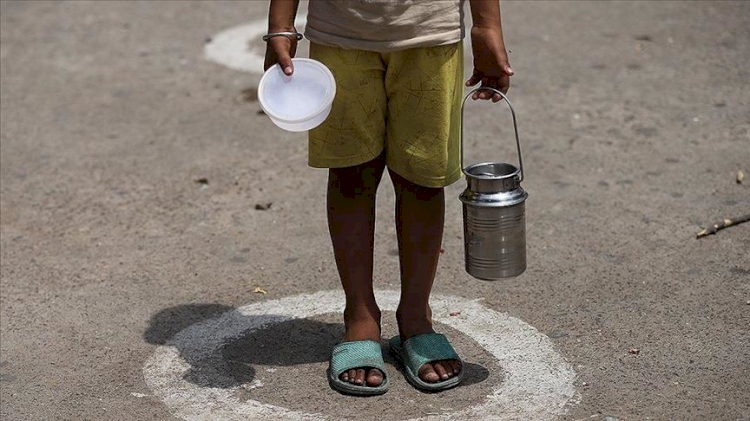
[466,25,514,103]
[263,33,298,75]
[467,0,514,103]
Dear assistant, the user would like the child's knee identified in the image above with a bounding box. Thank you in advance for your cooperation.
[329,155,386,196]
[389,168,444,199]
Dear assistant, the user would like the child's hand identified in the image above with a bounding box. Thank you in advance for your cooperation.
[263,33,298,75]
[466,26,514,102]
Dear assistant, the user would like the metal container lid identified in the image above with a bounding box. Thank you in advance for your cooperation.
[464,162,522,193]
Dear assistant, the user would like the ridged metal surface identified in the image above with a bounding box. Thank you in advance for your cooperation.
[462,202,526,280]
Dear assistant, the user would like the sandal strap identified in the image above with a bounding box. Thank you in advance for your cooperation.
[329,340,386,377]
[401,333,459,373]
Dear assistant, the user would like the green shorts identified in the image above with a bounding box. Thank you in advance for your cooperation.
[308,42,464,188]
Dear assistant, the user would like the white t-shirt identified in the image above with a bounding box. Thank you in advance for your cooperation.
[305,0,465,53]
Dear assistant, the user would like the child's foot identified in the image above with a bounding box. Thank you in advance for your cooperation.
[396,310,462,383]
[339,308,384,387]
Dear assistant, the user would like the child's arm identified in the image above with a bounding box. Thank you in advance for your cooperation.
[264,0,301,75]
[467,0,514,102]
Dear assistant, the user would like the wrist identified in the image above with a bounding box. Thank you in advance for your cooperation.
[263,32,303,42]
[472,17,501,28]
[268,25,297,33]
[471,26,506,46]
[471,25,501,35]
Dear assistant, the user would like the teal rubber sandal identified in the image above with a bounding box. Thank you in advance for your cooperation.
[389,333,464,392]
[328,340,389,396]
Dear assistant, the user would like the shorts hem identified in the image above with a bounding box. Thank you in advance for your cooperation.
[308,149,385,169]
[391,166,463,189]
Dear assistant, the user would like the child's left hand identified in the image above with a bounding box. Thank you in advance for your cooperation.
[264,33,298,75]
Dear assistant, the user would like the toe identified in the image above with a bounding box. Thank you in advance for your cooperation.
[444,360,460,377]
[443,360,458,377]
[341,367,384,387]
[416,360,462,384]
[418,363,440,383]
[355,368,366,385]
[366,368,384,387]
[451,360,462,376]
[434,362,450,380]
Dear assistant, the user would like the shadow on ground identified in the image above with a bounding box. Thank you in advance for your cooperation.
[144,304,490,390]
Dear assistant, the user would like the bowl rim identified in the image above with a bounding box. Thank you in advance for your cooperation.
[258,58,336,124]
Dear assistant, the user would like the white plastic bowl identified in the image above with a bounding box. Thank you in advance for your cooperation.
[258,58,336,132]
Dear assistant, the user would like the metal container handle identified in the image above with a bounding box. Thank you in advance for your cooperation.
[460,87,524,182]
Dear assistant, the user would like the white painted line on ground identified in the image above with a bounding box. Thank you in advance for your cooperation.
[204,18,308,74]
[144,290,577,420]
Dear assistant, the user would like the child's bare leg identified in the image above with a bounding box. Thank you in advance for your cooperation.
[390,169,462,383]
[327,154,386,387]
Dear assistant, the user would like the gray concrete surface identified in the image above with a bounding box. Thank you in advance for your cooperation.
[1,1,749,420]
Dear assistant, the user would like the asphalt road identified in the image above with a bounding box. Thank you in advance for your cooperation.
[1,1,749,420]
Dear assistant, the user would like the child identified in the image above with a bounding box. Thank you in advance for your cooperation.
[264,0,513,395]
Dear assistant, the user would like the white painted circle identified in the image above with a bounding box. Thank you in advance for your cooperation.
[144,290,577,420]
[204,18,308,74]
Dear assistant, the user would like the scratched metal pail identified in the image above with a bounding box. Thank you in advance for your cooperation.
[459,88,528,280]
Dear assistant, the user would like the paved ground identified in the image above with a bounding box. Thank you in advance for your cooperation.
[1,1,749,420]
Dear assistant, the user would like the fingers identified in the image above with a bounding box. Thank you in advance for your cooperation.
[468,74,494,101]
[276,50,294,75]
[468,76,511,102]
[472,81,505,101]
[466,62,513,101]
[465,73,482,88]
[263,37,295,75]
[471,88,495,101]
